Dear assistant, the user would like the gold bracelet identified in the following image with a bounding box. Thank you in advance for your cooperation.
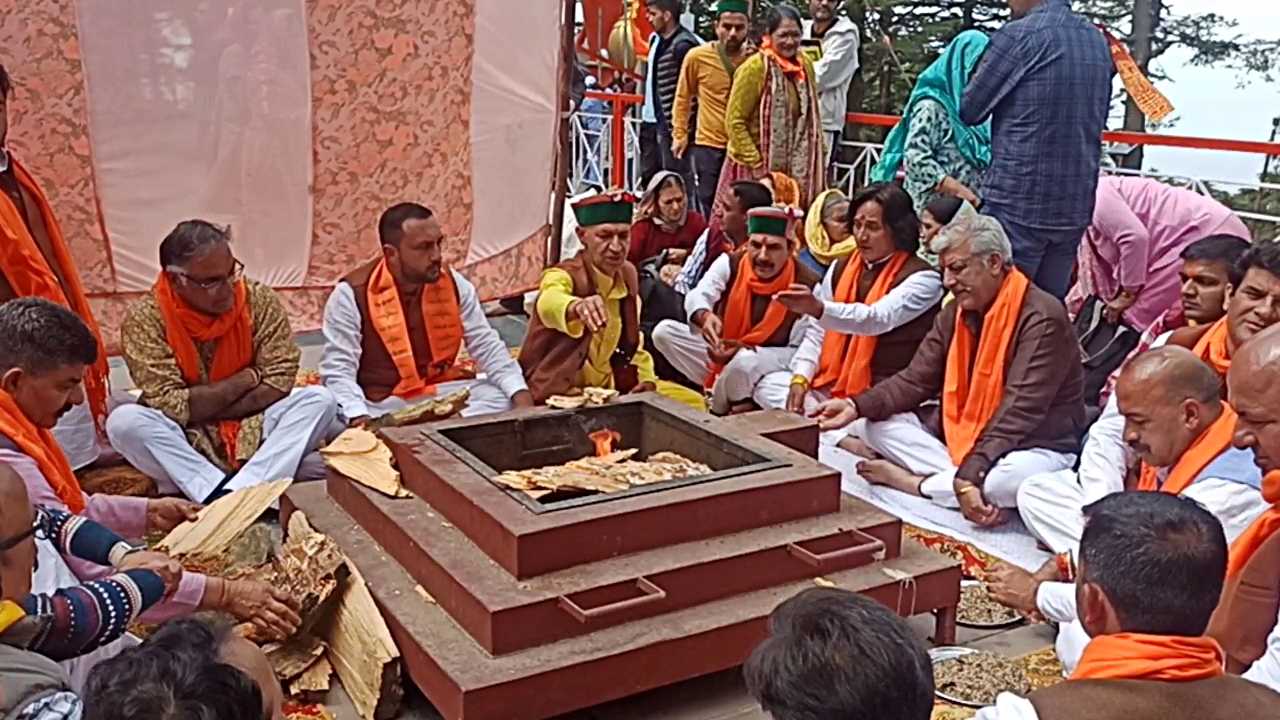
[955,483,980,495]
[789,375,810,389]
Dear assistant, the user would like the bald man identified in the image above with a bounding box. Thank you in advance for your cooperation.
[992,346,1269,675]
[1208,325,1280,691]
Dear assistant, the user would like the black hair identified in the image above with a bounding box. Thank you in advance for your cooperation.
[646,0,682,15]
[1234,240,1280,291]
[0,62,10,98]
[0,297,98,375]
[766,5,804,34]
[924,194,964,226]
[158,220,231,270]
[378,202,434,246]
[744,588,934,720]
[1079,492,1227,637]
[83,617,268,720]
[1180,235,1250,287]
[849,182,921,254]
[731,180,774,212]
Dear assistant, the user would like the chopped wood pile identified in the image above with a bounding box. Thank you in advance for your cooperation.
[545,387,618,409]
[368,388,470,430]
[321,429,409,498]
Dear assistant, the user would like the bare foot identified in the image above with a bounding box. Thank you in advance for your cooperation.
[836,436,881,459]
[856,459,925,496]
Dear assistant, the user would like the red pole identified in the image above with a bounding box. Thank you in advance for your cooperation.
[610,97,627,189]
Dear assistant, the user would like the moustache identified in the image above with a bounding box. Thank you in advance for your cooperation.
[1127,441,1151,456]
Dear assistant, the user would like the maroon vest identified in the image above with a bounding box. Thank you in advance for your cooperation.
[826,253,940,385]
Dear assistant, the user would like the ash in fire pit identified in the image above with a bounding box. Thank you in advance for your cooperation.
[421,398,787,513]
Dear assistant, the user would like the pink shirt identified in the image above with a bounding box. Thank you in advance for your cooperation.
[1074,176,1251,329]
[0,449,207,622]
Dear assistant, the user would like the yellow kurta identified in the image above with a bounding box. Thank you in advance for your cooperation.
[672,43,748,150]
[536,268,706,411]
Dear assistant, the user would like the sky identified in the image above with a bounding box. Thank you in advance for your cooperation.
[1142,1,1280,188]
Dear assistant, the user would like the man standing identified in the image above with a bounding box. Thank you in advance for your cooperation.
[652,206,822,414]
[0,62,112,471]
[960,0,1112,299]
[107,221,339,502]
[812,216,1085,526]
[643,0,700,190]
[804,0,861,167]
[320,203,532,425]
[671,1,750,216]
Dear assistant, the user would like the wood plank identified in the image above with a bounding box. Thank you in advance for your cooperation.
[159,479,293,556]
[318,558,403,720]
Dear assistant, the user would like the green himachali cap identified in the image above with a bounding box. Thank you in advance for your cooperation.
[573,191,636,227]
[747,206,795,238]
[717,0,750,16]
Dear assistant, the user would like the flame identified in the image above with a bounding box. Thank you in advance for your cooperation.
[589,429,621,458]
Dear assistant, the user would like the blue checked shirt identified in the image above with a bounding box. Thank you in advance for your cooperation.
[961,0,1113,230]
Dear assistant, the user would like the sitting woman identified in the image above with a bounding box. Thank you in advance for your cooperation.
[628,171,707,267]
[869,30,990,214]
[800,189,855,273]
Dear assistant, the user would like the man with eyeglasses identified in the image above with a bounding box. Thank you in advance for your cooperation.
[107,220,339,504]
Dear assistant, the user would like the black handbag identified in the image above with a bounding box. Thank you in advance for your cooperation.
[1075,295,1141,409]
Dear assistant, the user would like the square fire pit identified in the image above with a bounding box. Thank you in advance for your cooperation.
[380,395,843,578]
[422,399,788,513]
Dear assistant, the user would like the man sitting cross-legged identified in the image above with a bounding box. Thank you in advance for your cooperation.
[977,492,1280,720]
[988,346,1268,674]
[320,203,532,426]
[1019,238,1279,556]
[107,221,339,503]
[652,206,822,414]
[812,215,1086,526]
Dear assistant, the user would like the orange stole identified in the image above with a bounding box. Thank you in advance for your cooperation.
[366,259,466,399]
[942,271,1031,466]
[1071,633,1225,682]
[707,255,796,389]
[0,158,110,432]
[154,274,255,466]
[814,251,909,398]
[0,390,84,513]
[1137,404,1237,495]
[1226,471,1280,578]
[1192,316,1231,375]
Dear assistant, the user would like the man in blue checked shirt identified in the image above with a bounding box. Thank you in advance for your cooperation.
[961,0,1113,301]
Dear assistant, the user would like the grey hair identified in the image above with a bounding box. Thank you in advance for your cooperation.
[159,220,232,272]
[930,215,1013,263]
[820,191,848,222]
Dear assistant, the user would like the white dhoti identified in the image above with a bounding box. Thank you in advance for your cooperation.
[106,386,339,502]
[651,319,793,414]
[51,402,99,471]
[1036,580,1090,676]
[359,378,514,420]
[862,412,1076,509]
[1016,470,1084,555]
[752,374,863,447]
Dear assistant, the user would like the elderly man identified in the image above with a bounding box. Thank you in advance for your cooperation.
[519,193,703,409]
[1020,239,1280,556]
[990,347,1268,674]
[0,298,299,685]
[0,62,112,471]
[812,216,1085,525]
[761,183,944,422]
[652,206,821,414]
[320,203,531,425]
[107,221,339,503]
[1207,324,1280,690]
[977,493,1280,720]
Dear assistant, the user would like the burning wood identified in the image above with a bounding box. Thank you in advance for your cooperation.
[493,430,713,499]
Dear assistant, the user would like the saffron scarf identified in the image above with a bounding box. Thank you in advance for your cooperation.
[942,270,1030,466]
[707,254,796,388]
[759,37,806,81]
[154,274,255,466]
[1137,403,1238,496]
[1225,471,1280,578]
[366,258,465,399]
[1192,316,1231,375]
[1071,633,1225,682]
[814,251,910,398]
[0,157,110,433]
[0,390,83,513]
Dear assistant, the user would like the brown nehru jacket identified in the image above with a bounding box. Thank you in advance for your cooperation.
[1207,531,1280,675]
[518,255,640,403]
[711,251,824,346]
[851,280,1086,480]
[1025,675,1280,720]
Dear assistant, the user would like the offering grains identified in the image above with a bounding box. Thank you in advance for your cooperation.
[934,651,1032,706]
[957,583,1021,626]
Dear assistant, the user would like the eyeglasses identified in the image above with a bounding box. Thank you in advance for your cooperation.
[174,259,245,292]
[0,507,55,553]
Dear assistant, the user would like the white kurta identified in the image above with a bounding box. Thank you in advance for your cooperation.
[975,694,1038,720]
[51,402,99,471]
[652,255,818,414]
[1243,606,1280,692]
[319,270,528,421]
[753,258,943,417]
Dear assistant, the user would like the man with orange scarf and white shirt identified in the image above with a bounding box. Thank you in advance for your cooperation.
[319,203,532,424]
[812,215,1086,524]
[107,221,339,503]
[0,62,112,471]
[977,491,1280,720]
[651,206,822,415]
[1207,323,1280,692]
